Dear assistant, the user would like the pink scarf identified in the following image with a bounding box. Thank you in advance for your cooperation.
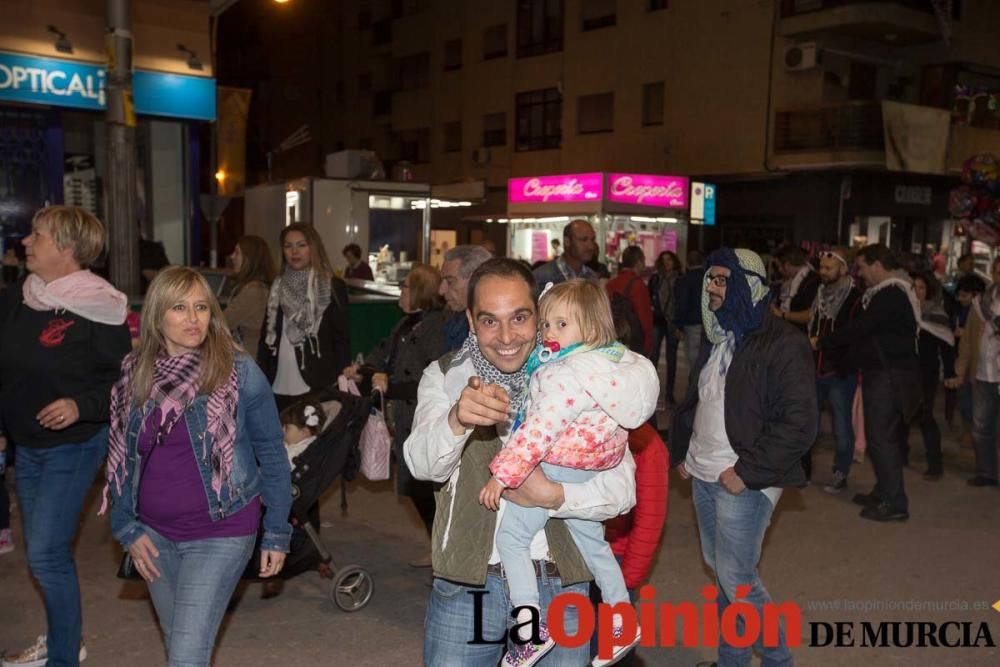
[99,350,240,515]
[22,270,127,325]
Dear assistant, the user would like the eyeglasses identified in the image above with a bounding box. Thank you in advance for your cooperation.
[819,251,848,268]
[706,275,728,288]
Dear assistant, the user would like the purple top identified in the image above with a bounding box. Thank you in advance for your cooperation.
[138,408,260,542]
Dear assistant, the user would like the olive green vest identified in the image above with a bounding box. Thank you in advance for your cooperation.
[429,353,593,587]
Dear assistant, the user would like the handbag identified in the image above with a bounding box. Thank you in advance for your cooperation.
[338,375,393,481]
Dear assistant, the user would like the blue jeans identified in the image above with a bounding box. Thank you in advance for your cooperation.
[144,526,256,666]
[971,380,999,481]
[424,572,590,666]
[497,463,628,610]
[692,479,793,667]
[816,374,857,476]
[16,431,107,667]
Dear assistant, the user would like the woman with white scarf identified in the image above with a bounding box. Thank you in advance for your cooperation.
[259,223,350,411]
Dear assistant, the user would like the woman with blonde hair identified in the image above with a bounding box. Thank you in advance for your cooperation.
[225,235,275,363]
[343,263,447,553]
[0,206,131,666]
[260,223,350,410]
[101,267,291,666]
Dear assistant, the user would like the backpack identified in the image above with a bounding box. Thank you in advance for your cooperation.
[610,276,645,353]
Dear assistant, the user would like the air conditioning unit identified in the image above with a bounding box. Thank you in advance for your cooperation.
[472,147,491,165]
[784,43,820,71]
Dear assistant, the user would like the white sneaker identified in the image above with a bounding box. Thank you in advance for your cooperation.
[1,634,87,666]
[591,627,641,666]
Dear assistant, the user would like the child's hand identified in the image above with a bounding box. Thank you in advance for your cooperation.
[479,478,504,511]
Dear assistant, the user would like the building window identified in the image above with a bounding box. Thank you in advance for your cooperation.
[516,88,562,151]
[358,72,372,96]
[483,24,508,60]
[373,91,392,116]
[444,39,462,71]
[517,0,564,58]
[394,52,430,91]
[483,113,507,147]
[358,9,371,29]
[581,0,616,31]
[392,0,427,18]
[373,18,392,46]
[443,121,462,152]
[577,92,614,134]
[642,82,664,126]
[648,0,667,10]
[398,128,430,163]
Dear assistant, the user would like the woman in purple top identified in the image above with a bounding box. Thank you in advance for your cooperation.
[102,267,292,666]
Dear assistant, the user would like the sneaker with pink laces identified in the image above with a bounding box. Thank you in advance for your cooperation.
[0,529,12,555]
[502,624,556,667]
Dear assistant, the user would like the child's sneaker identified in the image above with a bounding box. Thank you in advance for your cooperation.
[502,624,556,667]
[591,626,641,667]
[0,529,12,555]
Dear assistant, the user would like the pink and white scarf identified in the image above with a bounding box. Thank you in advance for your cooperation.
[22,270,127,325]
[99,350,240,514]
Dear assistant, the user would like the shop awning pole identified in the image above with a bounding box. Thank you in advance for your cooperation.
[105,0,140,296]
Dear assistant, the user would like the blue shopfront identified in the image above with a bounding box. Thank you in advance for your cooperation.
[0,50,215,267]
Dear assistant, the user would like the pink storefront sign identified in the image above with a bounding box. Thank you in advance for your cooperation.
[607,173,689,208]
[508,173,604,204]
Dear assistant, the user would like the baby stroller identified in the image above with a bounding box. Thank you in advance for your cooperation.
[244,385,376,612]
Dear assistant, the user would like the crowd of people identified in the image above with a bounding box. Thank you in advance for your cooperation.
[0,207,995,667]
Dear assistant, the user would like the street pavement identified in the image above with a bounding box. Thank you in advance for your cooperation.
[2,391,999,666]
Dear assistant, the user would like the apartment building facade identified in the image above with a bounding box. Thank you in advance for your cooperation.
[220,0,1000,256]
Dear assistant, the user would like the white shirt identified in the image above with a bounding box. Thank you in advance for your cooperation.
[403,355,638,564]
[976,298,1000,384]
[685,342,782,506]
[272,328,311,396]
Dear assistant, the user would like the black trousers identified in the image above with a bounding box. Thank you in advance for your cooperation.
[863,369,918,512]
[898,370,943,473]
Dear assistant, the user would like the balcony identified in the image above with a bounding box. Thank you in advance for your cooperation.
[779,0,945,46]
[773,99,1000,172]
[772,101,885,169]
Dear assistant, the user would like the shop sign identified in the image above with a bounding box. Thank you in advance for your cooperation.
[607,173,688,208]
[690,182,716,226]
[894,185,932,206]
[508,173,603,204]
[0,51,216,121]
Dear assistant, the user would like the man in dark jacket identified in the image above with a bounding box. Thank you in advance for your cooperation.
[819,244,921,522]
[805,247,862,491]
[670,248,816,667]
[673,249,706,369]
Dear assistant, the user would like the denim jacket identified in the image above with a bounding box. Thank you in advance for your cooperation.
[109,355,293,552]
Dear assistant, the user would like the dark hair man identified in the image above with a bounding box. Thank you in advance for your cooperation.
[819,244,922,521]
[404,257,656,665]
[771,244,820,332]
[673,249,707,368]
[606,245,653,355]
[342,243,374,281]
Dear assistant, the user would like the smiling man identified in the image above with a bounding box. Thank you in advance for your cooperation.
[404,257,638,666]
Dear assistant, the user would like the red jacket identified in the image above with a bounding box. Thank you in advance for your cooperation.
[606,269,654,355]
[605,423,669,589]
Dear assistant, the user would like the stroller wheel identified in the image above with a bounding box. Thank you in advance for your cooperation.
[331,565,374,612]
